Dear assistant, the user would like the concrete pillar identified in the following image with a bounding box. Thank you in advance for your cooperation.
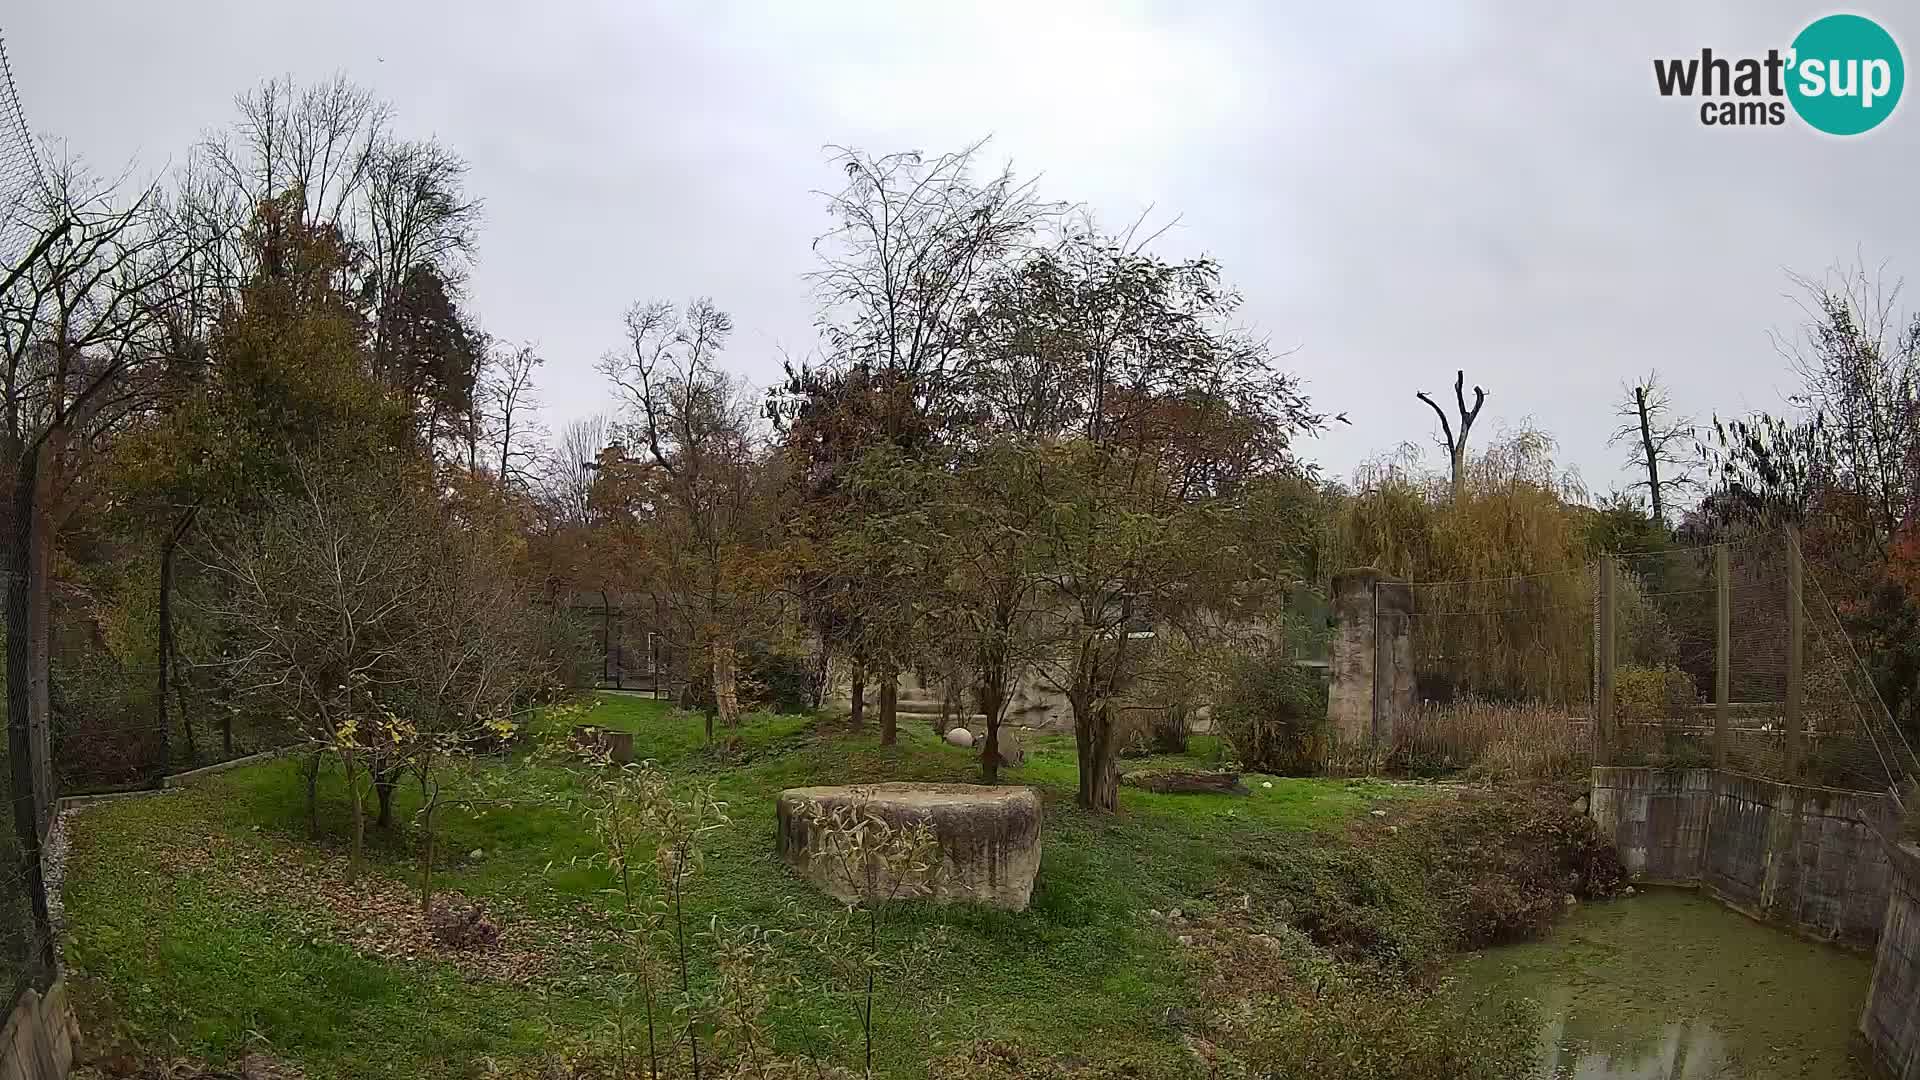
[1373,581,1414,746]
[1328,569,1414,752]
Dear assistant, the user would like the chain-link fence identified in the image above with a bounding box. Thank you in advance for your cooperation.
[0,29,42,268]
[1377,527,1919,795]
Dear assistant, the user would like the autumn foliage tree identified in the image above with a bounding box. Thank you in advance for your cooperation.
[964,229,1329,809]
[598,299,789,734]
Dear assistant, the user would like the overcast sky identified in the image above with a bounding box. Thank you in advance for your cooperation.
[8,1,1915,494]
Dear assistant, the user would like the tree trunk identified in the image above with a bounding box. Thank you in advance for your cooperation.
[172,643,197,765]
[419,783,438,915]
[878,669,897,746]
[345,754,366,881]
[4,441,56,971]
[937,679,956,737]
[979,682,1005,784]
[1072,691,1120,811]
[849,657,867,731]
[1449,445,1466,505]
[25,426,61,826]
[811,644,833,712]
[157,507,200,773]
[374,765,398,829]
[155,530,177,776]
[304,752,322,838]
[712,636,741,728]
[1635,386,1664,525]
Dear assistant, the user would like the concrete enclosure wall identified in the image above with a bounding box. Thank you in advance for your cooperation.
[1862,840,1920,1079]
[0,980,76,1080]
[1590,766,1890,945]
[1328,569,1413,750]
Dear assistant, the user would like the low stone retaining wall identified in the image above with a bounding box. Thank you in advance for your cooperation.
[1589,766,1890,945]
[0,979,76,1080]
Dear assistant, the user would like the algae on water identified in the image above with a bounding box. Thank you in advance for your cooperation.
[1456,888,1872,1079]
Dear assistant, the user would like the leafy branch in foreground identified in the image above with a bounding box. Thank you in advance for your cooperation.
[799,791,948,1079]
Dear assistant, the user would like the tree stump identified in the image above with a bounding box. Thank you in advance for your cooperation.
[570,726,634,764]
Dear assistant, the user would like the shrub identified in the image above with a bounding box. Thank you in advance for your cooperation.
[739,639,818,715]
[1170,891,1536,1080]
[1214,976,1536,1080]
[1378,787,1626,947]
[1615,662,1699,719]
[1213,652,1329,775]
[1235,840,1447,969]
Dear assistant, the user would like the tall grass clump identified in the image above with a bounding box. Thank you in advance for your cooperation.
[1393,698,1588,781]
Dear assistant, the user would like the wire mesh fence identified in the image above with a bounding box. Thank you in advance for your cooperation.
[1385,527,1918,796]
[0,29,43,270]
[1395,566,1596,775]
[0,25,46,1013]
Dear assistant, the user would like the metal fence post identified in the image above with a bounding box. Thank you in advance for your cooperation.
[1716,543,1731,768]
[1786,526,1805,780]
[1597,556,1616,764]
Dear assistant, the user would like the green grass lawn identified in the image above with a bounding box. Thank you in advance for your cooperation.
[61,694,1411,1078]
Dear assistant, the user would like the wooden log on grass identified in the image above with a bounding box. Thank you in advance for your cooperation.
[1121,769,1250,796]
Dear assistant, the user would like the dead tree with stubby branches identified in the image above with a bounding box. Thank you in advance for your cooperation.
[1417,369,1487,503]
[1610,371,1695,526]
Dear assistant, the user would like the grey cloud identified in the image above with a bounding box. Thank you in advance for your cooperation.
[10,0,1912,494]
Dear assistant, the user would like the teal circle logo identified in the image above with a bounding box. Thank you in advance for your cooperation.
[1787,14,1904,135]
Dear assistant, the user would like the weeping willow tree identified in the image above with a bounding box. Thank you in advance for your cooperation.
[1331,429,1594,705]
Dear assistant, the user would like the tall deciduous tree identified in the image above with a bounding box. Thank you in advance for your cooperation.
[598,299,786,733]
[475,340,544,494]
[810,141,1058,434]
[1701,264,1920,730]
[971,230,1327,809]
[116,189,410,767]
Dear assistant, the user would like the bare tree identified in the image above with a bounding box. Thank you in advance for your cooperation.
[364,136,481,376]
[194,462,431,875]
[1416,369,1487,503]
[474,341,544,494]
[544,413,612,525]
[1779,264,1920,542]
[810,141,1059,431]
[198,75,389,276]
[1610,371,1695,526]
[197,75,482,450]
[2,151,193,832]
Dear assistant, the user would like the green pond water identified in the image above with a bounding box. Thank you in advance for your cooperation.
[1457,888,1874,1079]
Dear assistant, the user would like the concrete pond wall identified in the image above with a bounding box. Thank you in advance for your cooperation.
[1590,765,1920,1077]
[1589,766,1890,945]
[1862,839,1920,1079]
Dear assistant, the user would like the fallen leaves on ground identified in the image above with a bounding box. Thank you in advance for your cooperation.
[162,829,621,987]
